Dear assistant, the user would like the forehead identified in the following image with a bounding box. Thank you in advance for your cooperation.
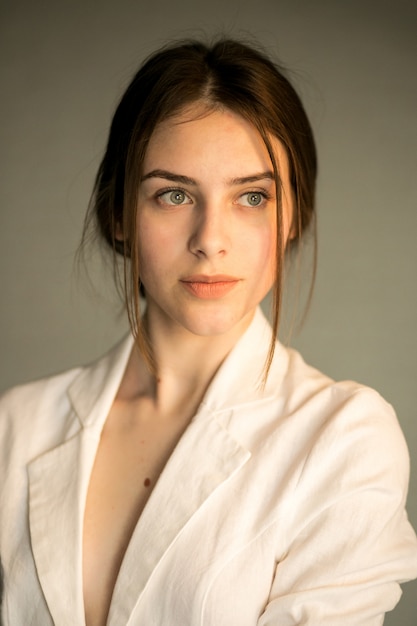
[144,104,289,177]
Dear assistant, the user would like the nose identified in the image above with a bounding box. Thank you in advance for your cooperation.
[188,204,230,259]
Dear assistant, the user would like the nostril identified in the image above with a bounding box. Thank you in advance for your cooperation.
[188,219,229,258]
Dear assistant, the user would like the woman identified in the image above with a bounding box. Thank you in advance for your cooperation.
[1,38,416,626]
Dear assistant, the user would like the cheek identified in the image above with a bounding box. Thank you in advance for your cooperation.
[239,223,276,291]
[257,222,277,270]
[255,220,279,289]
[264,238,278,284]
[137,218,183,278]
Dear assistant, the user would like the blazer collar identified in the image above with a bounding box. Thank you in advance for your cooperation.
[68,332,135,428]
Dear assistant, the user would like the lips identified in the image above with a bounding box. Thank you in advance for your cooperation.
[180,275,240,299]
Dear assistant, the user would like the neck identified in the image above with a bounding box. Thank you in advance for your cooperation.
[118,306,255,417]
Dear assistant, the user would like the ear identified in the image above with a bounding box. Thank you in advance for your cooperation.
[113,222,127,255]
[288,221,298,241]
[114,222,124,241]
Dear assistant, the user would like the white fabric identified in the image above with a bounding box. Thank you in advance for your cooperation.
[1,308,416,625]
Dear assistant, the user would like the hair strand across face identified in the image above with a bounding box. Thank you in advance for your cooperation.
[82,36,317,379]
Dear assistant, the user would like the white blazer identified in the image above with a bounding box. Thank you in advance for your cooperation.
[1,308,417,625]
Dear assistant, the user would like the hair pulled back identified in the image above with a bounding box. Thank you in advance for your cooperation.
[86,37,317,373]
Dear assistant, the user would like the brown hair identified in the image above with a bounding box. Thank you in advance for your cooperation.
[84,37,317,375]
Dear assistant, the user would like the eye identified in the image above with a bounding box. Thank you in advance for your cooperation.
[157,189,192,206]
[239,191,268,207]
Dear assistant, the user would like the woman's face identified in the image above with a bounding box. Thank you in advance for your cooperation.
[136,105,294,339]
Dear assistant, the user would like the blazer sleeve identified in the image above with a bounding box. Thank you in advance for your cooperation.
[257,388,417,626]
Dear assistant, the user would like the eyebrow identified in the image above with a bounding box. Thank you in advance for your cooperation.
[141,169,275,186]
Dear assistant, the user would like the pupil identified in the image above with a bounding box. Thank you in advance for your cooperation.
[171,191,184,204]
[249,193,261,206]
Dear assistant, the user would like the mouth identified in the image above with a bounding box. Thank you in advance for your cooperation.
[180,275,240,299]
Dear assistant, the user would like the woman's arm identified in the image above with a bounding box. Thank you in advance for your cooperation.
[258,389,417,625]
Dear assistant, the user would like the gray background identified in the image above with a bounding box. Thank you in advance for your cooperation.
[1,0,416,623]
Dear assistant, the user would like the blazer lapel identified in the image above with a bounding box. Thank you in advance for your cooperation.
[27,334,135,625]
[107,404,251,625]
[28,428,93,625]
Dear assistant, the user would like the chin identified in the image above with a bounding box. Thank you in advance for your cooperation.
[177,305,254,338]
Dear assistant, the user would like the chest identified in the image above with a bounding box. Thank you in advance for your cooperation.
[82,401,191,626]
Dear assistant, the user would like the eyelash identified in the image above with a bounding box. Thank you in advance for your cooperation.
[239,190,272,208]
[154,187,272,208]
[155,188,192,206]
